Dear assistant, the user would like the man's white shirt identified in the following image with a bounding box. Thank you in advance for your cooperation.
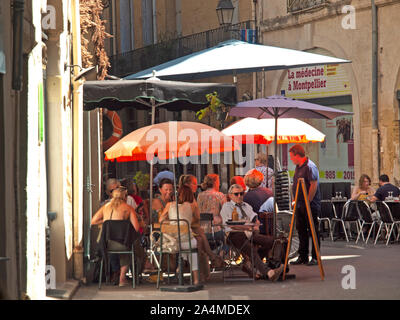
[220,200,257,238]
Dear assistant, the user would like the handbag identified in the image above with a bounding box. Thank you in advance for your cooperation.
[152,231,179,253]
[268,235,288,269]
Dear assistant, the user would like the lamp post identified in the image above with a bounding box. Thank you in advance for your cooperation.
[216,0,257,44]
[216,0,234,27]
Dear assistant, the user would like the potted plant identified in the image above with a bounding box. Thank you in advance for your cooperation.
[196,92,229,122]
[133,170,150,198]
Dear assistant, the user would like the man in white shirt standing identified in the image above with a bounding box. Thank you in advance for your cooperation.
[220,184,284,281]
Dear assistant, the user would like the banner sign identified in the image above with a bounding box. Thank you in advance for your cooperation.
[282,64,351,99]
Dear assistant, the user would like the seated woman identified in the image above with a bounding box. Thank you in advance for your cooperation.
[159,185,200,285]
[243,169,273,235]
[91,186,141,287]
[152,178,174,226]
[243,169,273,213]
[179,174,225,281]
[351,174,375,201]
[197,174,227,252]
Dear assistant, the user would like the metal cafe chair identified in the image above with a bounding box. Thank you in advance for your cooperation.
[199,213,224,255]
[319,201,334,241]
[332,200,361,242]
[356,201,376,244]
[156,219,198,288]
[98,220,140,289]
[374,202,400,245]
[331,200,345,239]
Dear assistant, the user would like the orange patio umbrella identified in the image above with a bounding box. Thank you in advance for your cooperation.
[105,121,238,162]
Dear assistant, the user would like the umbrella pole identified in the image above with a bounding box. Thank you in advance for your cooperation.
[149,101,156,263]
[273,113,278,239]
[171,154,184,286]
[149,159,154,259]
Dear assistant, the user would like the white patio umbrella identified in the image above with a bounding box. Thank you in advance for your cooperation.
[222,118,326,145]
[126,40,350,81]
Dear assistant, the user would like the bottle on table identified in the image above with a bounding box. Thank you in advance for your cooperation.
[232,207,239,221]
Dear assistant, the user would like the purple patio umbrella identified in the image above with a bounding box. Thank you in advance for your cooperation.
[229,95,353,237]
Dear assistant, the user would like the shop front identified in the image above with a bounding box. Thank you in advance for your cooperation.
[280,48,354,199]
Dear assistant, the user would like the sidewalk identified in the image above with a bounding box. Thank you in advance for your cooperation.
[72,240,400,300]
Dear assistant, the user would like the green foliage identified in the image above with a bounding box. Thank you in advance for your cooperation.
[133,171,150,191]
[196,92,226,120]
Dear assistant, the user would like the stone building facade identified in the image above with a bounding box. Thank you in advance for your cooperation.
[102,0,400,189]
[260,0,400,187]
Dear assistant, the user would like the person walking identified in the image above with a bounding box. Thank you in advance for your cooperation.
[289,144,321,266]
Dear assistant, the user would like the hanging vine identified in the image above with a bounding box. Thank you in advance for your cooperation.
[80,0,112,80]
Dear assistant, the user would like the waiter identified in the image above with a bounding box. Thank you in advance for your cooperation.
[289,144,321,266]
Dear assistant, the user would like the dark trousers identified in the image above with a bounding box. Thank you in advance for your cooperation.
[295,204,321,260]
[227,231,273,275]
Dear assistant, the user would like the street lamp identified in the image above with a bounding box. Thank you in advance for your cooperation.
[216,0,234,27]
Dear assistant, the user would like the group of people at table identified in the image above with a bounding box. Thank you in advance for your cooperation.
[90,151,288,286]
[350,173,400,203]
[90,142,400,287]
[338,173,400,235]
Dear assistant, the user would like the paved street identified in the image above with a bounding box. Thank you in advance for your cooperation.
[73,239,400,300]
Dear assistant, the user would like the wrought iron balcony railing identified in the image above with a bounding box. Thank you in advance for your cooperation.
[287,0,328,13]
[109,20,253,78]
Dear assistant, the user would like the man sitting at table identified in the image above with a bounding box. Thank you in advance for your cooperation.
[369,174,400,202]
[220,184,284,281]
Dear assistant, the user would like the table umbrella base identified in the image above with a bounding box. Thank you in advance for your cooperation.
[160,284,204,292]
[279,273,296,281]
